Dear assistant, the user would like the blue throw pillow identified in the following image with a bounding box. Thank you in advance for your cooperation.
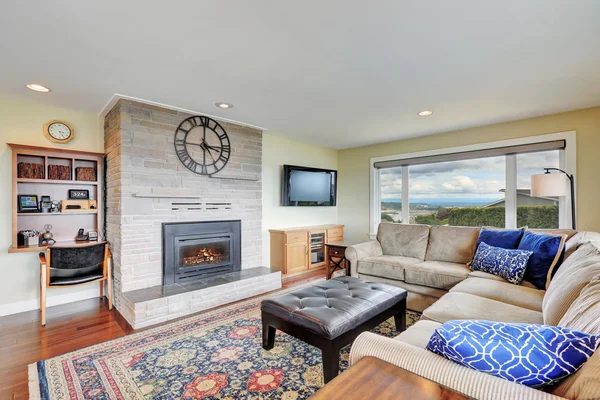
[471,242,532,285]
[426,320,599,387]
[518,231,567,290]
[477,227,525,250]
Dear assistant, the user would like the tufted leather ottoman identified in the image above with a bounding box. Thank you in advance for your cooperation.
[261,276,407,383]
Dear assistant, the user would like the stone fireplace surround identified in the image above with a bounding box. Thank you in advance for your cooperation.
[104,100,281,329]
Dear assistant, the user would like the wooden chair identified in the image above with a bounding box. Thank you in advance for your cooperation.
[38,242,112,326]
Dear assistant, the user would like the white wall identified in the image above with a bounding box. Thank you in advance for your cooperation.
[261,133,339,264]
[0,97,103,316]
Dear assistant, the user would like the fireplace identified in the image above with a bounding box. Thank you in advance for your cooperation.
[162,220,241,285]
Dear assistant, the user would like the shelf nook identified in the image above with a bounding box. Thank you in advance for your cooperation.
[8,143,104,253]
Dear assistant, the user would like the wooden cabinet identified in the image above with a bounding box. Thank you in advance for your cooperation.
[269,224,344,277]
[285,242,310,274]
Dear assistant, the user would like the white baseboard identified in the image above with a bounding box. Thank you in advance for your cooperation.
[0,287,100,317]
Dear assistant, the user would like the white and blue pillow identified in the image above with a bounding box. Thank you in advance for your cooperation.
[426,320,599,387]
[471,242,533,285]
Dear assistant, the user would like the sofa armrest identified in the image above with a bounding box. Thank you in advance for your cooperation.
[345,241,383,276]
[350,332,564,400]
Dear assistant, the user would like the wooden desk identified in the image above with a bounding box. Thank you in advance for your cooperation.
[9,239,107,254]
[309,356,471,400]
[325,240,352,279]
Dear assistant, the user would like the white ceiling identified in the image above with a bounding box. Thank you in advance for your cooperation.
[1,1,599,149]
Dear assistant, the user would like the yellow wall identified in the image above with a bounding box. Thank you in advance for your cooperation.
[338,106,600,244]
[262,134,339,263]
[0,97,103,315]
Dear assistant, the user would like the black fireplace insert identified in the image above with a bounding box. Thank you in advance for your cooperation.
[162,220,241,285]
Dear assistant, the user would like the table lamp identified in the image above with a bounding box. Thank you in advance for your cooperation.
[531,168,575,229]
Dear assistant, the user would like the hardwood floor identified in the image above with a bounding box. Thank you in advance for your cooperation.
[0,269,326,400]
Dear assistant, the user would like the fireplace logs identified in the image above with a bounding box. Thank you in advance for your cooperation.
[181,247,224,267]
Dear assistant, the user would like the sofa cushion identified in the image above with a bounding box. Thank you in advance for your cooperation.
[357,255,421,281]
[467,270,537,289]
[470,242,532,285]
[404,261,470,290]
[394,320,441,349]
[426,320,599,388]
[552,282,600,400]
[551,351,600,400]
[450,278,544,311]
[477,227,525,249]
[518,231,567,290]
[543,242,600,326]
[425,226,479,264]
[377,223,430,259]
[356,274,447,312]
[356,275,447,298]
[423,292,543,325]
[559,275,600,335]
[564,231,600,260]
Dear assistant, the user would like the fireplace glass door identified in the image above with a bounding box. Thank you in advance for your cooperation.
[177,236,231,270]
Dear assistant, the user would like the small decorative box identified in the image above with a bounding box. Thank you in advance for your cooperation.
[17,230,40,247]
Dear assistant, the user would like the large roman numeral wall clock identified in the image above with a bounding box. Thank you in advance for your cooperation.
[174,116,231,175]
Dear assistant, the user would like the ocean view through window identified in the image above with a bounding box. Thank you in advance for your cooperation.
[374,134,573,232]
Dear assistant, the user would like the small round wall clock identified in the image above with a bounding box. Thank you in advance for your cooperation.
[174,116,231,175]
[44,120,74,144]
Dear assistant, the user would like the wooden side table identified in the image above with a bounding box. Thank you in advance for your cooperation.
[325,241,351,279]
[309,356,471,400]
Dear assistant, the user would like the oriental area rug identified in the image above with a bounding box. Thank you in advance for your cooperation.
[29,280,420,400]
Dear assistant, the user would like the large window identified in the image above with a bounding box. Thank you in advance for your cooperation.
[380,167,403,223]
[372,133,575,233]
[408,157,505,227]
[516,150,560,228]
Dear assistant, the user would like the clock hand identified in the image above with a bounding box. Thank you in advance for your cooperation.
[205,147,218,164]
[204,143,222,151]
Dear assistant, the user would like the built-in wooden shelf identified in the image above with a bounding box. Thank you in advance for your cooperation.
[7,143,104,254]
[17,211,98,216]
[17,178,98,185]
[8,239,107,254]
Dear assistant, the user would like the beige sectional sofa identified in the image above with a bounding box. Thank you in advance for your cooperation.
[346,225,600,400]
[346,223,577,312]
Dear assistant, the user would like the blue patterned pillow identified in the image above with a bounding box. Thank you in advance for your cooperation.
[426,320,599,387]
[471,241,533,284]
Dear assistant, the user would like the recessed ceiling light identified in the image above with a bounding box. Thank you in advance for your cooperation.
[26,83,51,92]
[417,110,433,116]
[215,102,233,109]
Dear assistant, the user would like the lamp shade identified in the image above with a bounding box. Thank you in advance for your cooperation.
[531,173,568,197]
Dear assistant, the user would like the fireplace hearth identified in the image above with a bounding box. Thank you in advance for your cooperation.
[163,220,241,285]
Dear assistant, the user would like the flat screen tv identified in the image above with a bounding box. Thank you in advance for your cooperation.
[282,165,337,206]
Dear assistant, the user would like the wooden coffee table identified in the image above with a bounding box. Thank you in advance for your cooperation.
[309,356,471,400]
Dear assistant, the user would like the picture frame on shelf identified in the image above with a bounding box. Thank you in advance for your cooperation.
[17,194,39,213]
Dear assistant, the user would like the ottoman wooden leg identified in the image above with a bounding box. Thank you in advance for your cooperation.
[321,341,340,384]
[262,322,276,350]
[393,298,407,332]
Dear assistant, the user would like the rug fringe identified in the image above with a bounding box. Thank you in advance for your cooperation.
[28,363,41,400]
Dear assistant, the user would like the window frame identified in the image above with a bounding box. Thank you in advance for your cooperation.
[370,131,576,238]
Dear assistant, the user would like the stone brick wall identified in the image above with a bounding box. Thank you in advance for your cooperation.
[104,100,263,311]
